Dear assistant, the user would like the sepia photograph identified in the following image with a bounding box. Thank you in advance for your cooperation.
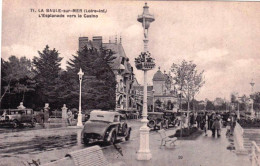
[0,0,260,165]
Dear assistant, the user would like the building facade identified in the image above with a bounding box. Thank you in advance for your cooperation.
[79,36,135,111]
[152,68,179,111]
[133,67,179,112]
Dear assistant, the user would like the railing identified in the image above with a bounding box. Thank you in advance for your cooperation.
[234,122,245,151]
[251,141,260,166]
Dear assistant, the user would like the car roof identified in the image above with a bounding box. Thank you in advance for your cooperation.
[91,110,120,115]
[116,109,133,112]
[164,110,175,113]
[89,110,120,122]
[148,112,164,115]
[4,109,32,111]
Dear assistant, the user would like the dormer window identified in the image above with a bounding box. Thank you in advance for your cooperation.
[121,57,125,65]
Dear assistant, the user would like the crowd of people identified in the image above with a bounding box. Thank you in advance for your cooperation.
[189,111,237,138]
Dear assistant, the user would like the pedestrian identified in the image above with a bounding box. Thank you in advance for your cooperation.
[226,118,231,137]
[212,117,221,137]
[209,112,216,133]
[230,113,236,136]
[196,113,202,129]
[40,109,45,128]
[190,113,195,127]
[203,120,208,136]
[202,113,208,136]
[67,109,72,126]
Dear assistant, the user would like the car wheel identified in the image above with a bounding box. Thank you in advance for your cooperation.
[158,123,162,130]
[13,120,19,128]
[83,138,89,145]
[30,118,36,127]
[148,120,155,128]
[122,124,128,136]
[125,130,131,141]
[110,132,116,145]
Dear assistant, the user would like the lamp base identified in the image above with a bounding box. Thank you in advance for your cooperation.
[136,151,152,161]
[77,114,83,127]
[136,125,152,160]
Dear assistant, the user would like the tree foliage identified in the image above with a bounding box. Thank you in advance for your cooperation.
[206,100,215,111]
[33,45,63,108]
[171,60,205,111]
[65,46,117,110]
[1,56,36,107]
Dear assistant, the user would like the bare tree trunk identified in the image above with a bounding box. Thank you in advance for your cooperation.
[193,97,195,112]
[22,91,25,102]
[0,79,11,104]
[22,84,27,102]
[180,92,182,110]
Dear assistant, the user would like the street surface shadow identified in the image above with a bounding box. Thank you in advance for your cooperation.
[0,134,77,156]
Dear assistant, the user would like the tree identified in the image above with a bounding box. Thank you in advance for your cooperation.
[252,92,260,111]
[1,56,36,108]
[171,60,205,112]
[231,92,238,104]
[65,46,117,110]
[206,100,215,111]
[33,45,63,108]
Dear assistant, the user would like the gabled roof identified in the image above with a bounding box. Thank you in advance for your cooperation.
[103,43,127,70]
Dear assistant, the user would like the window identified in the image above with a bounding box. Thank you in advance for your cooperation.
[121,57,125,65]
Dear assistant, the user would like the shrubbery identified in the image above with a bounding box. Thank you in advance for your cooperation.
[238,118,260,128]
[173,127,198,137]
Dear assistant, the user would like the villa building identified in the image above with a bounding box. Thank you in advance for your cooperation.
[78,36,135,111]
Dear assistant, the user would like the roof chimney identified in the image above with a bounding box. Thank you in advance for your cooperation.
[115,35,117,44]
[79,37,89,51]
[92,36,102,49]
[120,36,122,44]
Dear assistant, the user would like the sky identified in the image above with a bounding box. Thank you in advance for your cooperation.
[1,0,260,101]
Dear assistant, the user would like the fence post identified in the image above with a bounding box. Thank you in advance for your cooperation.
[62,104,68,120]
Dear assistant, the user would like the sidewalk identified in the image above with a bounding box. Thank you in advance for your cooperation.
[104,128,251,166]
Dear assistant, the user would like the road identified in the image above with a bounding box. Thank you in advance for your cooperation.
[0,120,251,166]
[0,119,143,166]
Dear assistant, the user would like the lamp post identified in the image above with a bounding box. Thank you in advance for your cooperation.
[77,68,84,127]
[250,79,255,118]
[135,2,155,161]
[237,102,240,120]
[152,89,155,112]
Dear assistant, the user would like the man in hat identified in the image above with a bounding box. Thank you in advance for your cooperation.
[212,116,221,137]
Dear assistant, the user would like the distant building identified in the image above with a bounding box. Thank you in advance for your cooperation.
[152,68,179,111]
[78,36,135,110]
[214,97,225,106]
[132,79,153,112]
[133,67,179,112]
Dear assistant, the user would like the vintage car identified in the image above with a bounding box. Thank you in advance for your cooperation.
[147,112,168,130]
[81,110,131,145]
[0,109,37,128]
[163,110,177,127]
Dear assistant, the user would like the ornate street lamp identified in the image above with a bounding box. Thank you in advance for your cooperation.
[135,2,155,161]
[77,68,84,127]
